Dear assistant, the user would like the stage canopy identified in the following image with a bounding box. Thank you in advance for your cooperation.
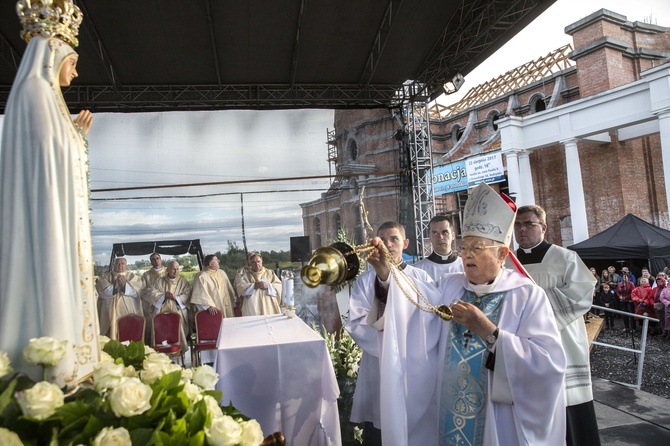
[567,214,670,274]
[109,239,204,270]
[0,0,556,113]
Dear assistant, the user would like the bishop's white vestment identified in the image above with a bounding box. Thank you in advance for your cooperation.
[374,269,567,445]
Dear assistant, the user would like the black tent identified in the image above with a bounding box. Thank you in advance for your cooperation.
[108,239,204,271]
[567,214,670,274]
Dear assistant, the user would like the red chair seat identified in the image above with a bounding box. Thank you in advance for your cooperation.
[152,312,184,365]
[155,344,181,354]
[192,310,223,366]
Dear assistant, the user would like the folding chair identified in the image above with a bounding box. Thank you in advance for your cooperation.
[152,312,184,365]
[192,310,223,367]
[117,314,145,343]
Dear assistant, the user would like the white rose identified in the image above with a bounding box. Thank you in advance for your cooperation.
[16,381,64,421]
[0,351,12,378]
[144,345,156,355]
[182,381,202,402]
[93,362,125,392]
[98,335,111,350]
[109,377,153,417]
[192,364,219,390]
[92,426,131,446]
[181,367,193,382]
[140,353,173,384]
[205,415,243,446]
[22,337,67,366]
[203,394,224,421]
[99,351,114,364]
[0,427,23,446]
[124,365,138,378]
[140,365,164,385]
[239,419,264,446]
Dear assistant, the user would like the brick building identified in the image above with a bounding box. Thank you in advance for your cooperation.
[301,9,670,255]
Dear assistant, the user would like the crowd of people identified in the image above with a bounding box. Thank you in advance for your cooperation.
[591,263,670,337]
[95,251,284,354]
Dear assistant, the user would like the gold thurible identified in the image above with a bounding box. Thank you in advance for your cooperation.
[300,241,455,321]
[300,242,370,288]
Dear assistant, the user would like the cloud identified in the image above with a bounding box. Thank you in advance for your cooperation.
[88,109,333,261]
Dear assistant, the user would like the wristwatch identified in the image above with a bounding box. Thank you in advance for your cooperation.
[485,328,499,348]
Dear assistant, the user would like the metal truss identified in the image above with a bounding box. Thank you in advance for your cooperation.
[0,83,408,113]
[415,0,549,100]
[396,81,434,257]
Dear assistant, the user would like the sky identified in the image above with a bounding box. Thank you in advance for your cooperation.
[88,110,334,265]
[2,0,669,266]
[439,0,670,106]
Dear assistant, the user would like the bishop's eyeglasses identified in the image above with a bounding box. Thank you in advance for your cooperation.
[456,242,502,256]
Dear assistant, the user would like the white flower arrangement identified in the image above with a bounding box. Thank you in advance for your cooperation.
[0,337,266,445]
[315,326,364,445]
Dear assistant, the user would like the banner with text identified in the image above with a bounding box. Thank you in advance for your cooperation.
[432,152,505,196]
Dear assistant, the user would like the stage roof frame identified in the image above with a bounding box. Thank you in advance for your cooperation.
[0,0,556,113]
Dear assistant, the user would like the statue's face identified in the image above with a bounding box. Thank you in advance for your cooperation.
[59,54,78,87]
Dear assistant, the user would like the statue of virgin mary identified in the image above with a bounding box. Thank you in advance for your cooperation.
[0,0,100,387]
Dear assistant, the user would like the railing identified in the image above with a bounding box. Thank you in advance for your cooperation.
[589,304,659,390]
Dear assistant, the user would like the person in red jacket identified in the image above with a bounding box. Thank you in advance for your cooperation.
[617,273,636,332]
[632,277,657,331]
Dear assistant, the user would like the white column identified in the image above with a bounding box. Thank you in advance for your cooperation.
[504,150,522,204]
[517,150,535,205]
[561,138,589,243]
[657,111,670,218]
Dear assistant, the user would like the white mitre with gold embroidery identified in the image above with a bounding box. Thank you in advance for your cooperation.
[16,0,83,47]
[462,182,516,245]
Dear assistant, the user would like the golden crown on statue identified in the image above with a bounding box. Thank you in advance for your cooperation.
[16,0,83,48]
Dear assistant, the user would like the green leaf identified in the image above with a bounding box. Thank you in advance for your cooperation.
[129,427,154,445]
[201,389,223,402]
[57,401,91,438]
[186,401,206,435]
[188,430,205,446]
[76,415,110,444]
[156,370,182,391]
[153,430,173,446]
[103,339,126,359]
[0,376,19,414]
[125,341,147,367]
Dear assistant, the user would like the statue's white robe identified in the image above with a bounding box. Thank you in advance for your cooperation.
[0,37,100,387]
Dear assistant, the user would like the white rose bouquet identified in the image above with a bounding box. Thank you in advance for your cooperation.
[0,339,276,445]
[316,325,364,445]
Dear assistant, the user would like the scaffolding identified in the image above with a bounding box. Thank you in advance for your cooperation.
[407,100,435,257]
[326,128,337,184]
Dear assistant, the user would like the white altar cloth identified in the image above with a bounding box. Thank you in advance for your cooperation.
[215,315,342,445]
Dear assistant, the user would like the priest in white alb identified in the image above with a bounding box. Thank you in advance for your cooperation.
[148,260,192,351]
[96,257,144,340]
[234,252,282,316]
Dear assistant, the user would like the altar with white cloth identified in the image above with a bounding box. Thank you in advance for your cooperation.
[215,314,342,446]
